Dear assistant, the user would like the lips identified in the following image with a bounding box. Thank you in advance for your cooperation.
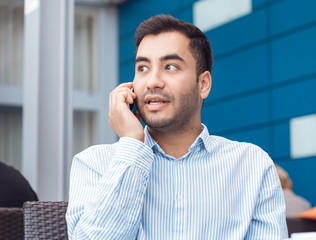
[144,95,170,111]
[144,96,170,105]
[148,100,166,104]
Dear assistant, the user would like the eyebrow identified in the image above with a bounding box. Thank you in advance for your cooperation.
[135,56,150,64]
[160,54,185,63]
[135,54,185,64]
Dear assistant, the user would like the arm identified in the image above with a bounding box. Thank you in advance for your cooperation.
[66,138,154,239]
[67,82,150,239]
[245,158,288,239]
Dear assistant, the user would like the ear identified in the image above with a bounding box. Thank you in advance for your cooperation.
[199,71,212,100]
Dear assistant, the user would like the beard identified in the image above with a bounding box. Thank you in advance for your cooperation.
[137,83,200,133]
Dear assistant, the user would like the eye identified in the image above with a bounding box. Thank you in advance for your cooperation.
[165,64,177,71]
[138,65,149,72]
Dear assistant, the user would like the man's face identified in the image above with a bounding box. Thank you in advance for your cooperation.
[133,31,203,132]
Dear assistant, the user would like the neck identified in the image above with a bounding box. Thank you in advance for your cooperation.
[148,123,203,159]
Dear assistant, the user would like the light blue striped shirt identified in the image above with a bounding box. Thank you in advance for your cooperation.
[66,124,288,239]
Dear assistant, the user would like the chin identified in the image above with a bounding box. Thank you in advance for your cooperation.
[141,115,172,130]
[145,116,182,132]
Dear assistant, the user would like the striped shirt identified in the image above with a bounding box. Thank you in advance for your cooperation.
[66,124,288,239]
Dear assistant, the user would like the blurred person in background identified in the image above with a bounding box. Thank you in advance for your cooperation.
[276,165,311,218]
[0,161,38,208]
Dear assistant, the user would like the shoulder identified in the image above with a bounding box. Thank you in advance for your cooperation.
[206,135,273,170]
[72,143,119,175]
[209,135,269,157]
[75,143,118,160]
[71,137,152,175]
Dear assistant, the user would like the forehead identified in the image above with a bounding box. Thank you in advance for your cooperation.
[136,31,192,59]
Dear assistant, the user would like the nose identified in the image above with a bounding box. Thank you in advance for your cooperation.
[146,68,165,90]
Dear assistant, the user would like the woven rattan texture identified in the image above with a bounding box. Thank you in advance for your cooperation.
[24,201,68,240]
[0,207,24,240]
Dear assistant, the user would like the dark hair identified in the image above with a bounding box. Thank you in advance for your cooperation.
[134,14,213,77]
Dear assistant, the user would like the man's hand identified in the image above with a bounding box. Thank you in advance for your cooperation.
[109,82,144,142]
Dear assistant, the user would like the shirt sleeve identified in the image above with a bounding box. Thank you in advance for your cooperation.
[245,155,288,239]
[66,137,154,240]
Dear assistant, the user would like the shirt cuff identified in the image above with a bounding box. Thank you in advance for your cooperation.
[113,137,154,173]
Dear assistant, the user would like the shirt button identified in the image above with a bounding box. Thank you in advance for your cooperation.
[177,160,181,164]
[137,197,142,203]
[147,158,152,163]
[197,147,200,152]
[177,195,183,201]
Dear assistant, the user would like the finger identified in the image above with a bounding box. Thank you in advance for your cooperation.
[116,88,136,103]
[126,92,135,104]
[110,87,129,106]
[117,82,133,89]
[112,87,135,99]
[110,82,133,101]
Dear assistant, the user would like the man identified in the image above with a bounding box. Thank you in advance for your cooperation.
[66,14,287,239]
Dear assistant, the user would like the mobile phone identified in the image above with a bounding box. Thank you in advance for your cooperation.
[128,87,138,114]
[129,101,138,114]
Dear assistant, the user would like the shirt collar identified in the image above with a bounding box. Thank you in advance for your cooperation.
[144,126,157,150]
[188,123,212,153]
[144,124,212,154]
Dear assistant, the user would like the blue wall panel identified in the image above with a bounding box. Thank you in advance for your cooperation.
[211,44,268,100]
[202,91,269,133]
[272,77,316,120]
[181,0,196,8]
[224,126,271,153]
[119,61,135,84]
[278,157,316,206]
[119,0,181,37]
[206,8,267,56]
[173,6,193,23]
[119,35,136,64]
[272,122,290,159]
[271,26,316,84]
[270,0,316,36]
[252,0,268,8]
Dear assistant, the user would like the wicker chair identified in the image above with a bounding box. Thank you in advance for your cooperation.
[0,207,24,240]
[23,201,68,240]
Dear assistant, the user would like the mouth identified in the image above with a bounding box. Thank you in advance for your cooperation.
[144,95,170,104]
[144,96,170,111]
[147,100,168,105]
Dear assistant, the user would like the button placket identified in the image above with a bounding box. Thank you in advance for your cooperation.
[174,157,185,239]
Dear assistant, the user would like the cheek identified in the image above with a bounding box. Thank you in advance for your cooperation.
[133,85,143,103]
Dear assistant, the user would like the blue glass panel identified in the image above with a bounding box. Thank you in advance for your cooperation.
[270,0,316,36]
[272,78,316,120]
[202,91,269,132]
[224,126,271,154]
[271,26,316,84]
[206,8,267,56]
[272,122,290,158]
[211,44,268,100]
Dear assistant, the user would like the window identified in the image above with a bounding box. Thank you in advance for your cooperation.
[0,2,24,86]
[0,107,22,170]
[74,8,98,91]
[73,111,97,156]
[0,2,23,171]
